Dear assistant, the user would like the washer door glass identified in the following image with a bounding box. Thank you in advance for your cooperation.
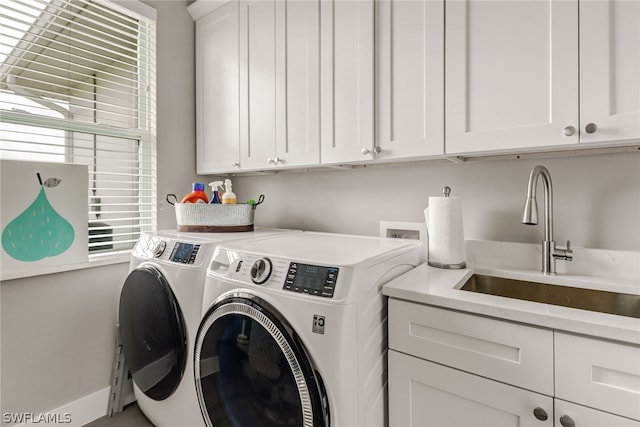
[119,266,187,401]
[195,296,327,427]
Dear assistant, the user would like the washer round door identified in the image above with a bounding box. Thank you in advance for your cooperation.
[119,265,187,401]
[195,295,329,427]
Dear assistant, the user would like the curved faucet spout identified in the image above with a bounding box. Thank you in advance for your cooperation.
[521,165,572,275]
[522,165,553,242]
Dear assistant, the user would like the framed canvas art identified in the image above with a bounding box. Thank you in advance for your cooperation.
[1,160,88,278]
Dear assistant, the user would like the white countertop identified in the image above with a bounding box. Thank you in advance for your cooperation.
[383,240,640,345]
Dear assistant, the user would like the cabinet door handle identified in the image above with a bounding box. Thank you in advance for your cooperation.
[267,158,275,164]
[559,415,575,427]
[585,123,598,134]
[232,161,240,167]
[563,126,576,136]
[361,146,382,155]
[533,407,548,421]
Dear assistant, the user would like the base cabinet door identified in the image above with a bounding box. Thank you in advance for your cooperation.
[555,400,640,427]
[388,350,553,427]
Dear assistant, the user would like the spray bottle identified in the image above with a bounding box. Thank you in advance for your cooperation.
[222,179,236,204]
[208,181,223,204]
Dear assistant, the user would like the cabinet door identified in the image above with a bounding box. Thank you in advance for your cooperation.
[320,0,374,164]
[274,0,320,168]
[579,0,640,144]
[389,350,553,427]
[239,0,277,171]
[376,0,444,160]
[556,399,640,427]
[195,1,241,174]
[445,0,578,154]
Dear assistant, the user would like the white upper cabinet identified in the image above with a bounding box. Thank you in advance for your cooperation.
[275,0,320,168]
[192,1,241,174]
[191,0,638,174]
[239,0,320,171]
[446,0,639,155]
[579,0,640,144]
[375,0,444,160]
[239,0,277,171]
[445,0,579,154]
[320,0,375,164]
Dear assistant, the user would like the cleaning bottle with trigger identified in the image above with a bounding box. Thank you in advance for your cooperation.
[208,181,223,204]
[222,179,236,204]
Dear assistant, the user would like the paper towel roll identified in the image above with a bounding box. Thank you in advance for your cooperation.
[425,195,466,268]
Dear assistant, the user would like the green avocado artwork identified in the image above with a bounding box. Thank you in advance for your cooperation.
[1,173,75,262]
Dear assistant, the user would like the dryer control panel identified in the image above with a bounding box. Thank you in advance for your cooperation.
[284,263,339,298]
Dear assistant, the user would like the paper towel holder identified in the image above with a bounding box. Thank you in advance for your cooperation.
[426,185,467,270]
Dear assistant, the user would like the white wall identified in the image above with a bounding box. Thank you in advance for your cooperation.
[0,0,196,422]
[232,151,640,252]
[1,0,639,424]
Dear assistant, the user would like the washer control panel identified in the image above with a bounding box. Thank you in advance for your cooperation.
[284,263,339,298]
[225,253,340,299]
[169,242,201,264]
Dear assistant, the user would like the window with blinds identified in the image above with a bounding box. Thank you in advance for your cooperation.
[0,0,157,255]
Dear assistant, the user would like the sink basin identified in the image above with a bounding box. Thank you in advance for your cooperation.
[460,274,640,319]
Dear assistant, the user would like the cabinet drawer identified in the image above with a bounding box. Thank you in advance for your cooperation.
[388,299,554,395]
[555,332,640,421]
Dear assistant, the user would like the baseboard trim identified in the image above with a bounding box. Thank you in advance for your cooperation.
[14,387,110,427]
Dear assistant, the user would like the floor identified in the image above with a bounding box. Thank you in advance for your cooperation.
[83,403,154,427]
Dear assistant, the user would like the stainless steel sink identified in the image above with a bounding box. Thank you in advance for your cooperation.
[460,274,640,319]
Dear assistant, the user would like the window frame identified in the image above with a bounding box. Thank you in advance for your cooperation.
[0,0,157,279]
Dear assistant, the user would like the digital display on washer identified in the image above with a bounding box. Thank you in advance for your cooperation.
[170,242,200,264]
[284,262,339,298]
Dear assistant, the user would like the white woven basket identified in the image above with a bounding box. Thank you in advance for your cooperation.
[175,203,255,226]
[167,194,264,232]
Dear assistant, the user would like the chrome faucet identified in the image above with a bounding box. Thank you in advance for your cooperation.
[522,165,573,275]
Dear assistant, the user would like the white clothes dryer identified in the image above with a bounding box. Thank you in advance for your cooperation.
[118,228,296,427]
[194,232,423,427]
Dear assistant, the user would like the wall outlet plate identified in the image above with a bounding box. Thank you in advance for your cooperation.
[379,221,427,262]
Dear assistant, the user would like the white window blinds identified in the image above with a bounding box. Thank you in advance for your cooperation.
[0,0,157,255]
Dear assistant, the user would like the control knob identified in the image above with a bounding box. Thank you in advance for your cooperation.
[149,239,166,258]
[250,258,273,284]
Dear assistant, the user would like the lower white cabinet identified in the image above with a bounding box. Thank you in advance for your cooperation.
[388,300,640,427]
[389,350,553,427]
[555,399,640,427]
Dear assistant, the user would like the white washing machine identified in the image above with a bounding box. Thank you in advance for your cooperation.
[118,228,296,427]
[194,232,423,427]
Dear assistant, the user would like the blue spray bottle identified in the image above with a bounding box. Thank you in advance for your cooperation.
[208,181,223,204]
